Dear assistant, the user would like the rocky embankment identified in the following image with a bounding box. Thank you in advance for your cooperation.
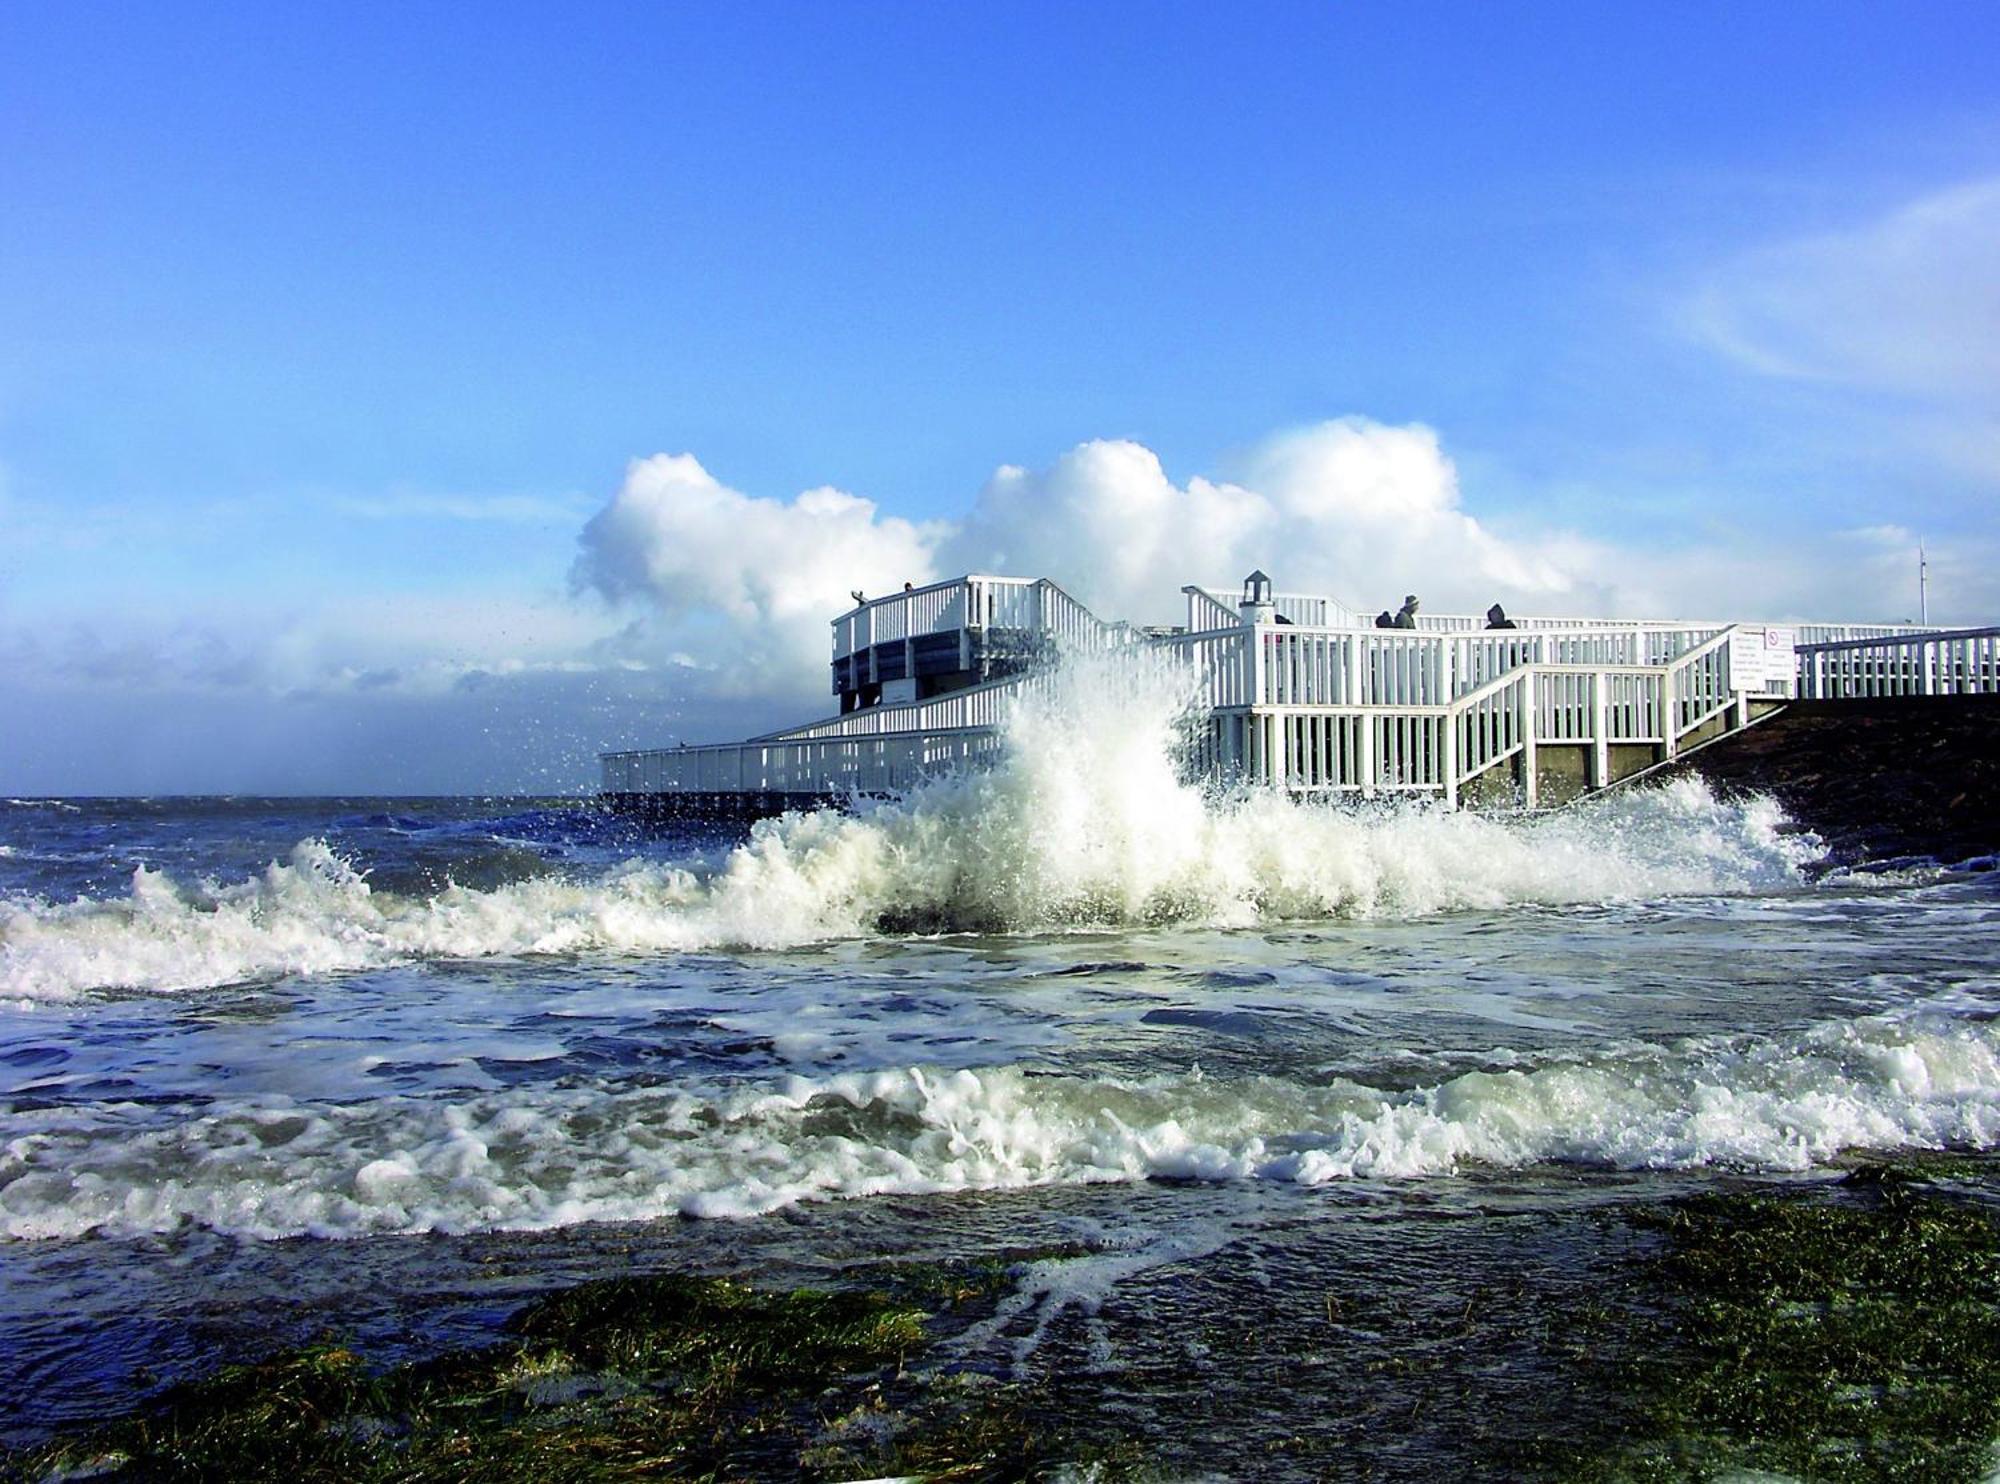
[1666,695,2000,867]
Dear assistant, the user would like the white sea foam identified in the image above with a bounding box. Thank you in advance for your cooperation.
[945,1216,1240,1377]
[3,999,1994,1241]
[0,656,1817,1001]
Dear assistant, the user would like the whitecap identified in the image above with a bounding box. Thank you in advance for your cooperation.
[0,655,1820,1001]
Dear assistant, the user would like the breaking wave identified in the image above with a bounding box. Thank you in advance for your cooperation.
[4,997,1994,1240]
[1,656,1817,1001]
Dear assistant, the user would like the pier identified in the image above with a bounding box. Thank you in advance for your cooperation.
[602,573,1992,817]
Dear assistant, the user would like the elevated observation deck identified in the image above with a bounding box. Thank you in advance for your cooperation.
[603,573,1981,818]
[828,574,1134,711]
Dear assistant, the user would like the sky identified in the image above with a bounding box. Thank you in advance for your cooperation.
[2,1,1996,794]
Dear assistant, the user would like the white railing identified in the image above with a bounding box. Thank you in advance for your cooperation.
[1152,627,1255,710]
[1796,627,2000,699]
[832,575,1010,660]
[602,726,1004,797]
[978,577,1047,632]
[1154,625,1749,804]
[1605,670,1665,740]
[1195,623,1750,805]
[610,613,1814,809]
[832,575,1130,666]
[1183,586,1242,631]
[1456,671,1529,784]
[1791,622,1931,646]
[1036,580,1136,651]
[769,672,1042,742]
[1191,587,1368,628]
[1419,614,1922,650]
[1668,630,1736,735]
[1229,624,1726,709]
[832,576,972,654]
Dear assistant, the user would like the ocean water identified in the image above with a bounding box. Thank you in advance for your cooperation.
[3,666,1999,1474]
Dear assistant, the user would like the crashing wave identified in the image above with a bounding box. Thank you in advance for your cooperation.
[0,656,1817,1001]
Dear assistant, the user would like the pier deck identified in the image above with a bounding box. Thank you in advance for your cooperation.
[603,574,1990,818]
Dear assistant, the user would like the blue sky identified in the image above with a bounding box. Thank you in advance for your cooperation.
[2,2,1997,792]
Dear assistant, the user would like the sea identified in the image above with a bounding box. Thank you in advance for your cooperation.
[3,666,1999,1476]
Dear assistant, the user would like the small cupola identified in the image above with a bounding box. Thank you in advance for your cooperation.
[1239,569,1276,625]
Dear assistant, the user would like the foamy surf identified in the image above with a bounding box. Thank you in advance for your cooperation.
[1,778,1811,1001]
[1,661,1817,1001]
[2,998,1994,1241]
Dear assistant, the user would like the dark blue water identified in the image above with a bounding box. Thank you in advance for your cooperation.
[3,789,1998,1476]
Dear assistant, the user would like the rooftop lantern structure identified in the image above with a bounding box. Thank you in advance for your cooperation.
[1241,569,1275,624]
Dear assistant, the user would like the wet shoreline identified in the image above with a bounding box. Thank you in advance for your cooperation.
[9,1155,1998,1481]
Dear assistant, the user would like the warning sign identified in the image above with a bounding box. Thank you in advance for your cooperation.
[1727,626,1796,694]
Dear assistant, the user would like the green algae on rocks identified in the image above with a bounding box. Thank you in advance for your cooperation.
[4,1268,1134,1484]
[1576,1158,2000,1483]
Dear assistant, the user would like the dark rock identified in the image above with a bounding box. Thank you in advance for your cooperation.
[1665,695,2000,866]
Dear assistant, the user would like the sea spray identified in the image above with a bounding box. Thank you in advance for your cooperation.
[0,651,1817,1001]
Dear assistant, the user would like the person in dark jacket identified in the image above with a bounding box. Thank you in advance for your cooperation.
[1485,604,1517,630]
[1392,595,1420,629]
[1374,611,1396,629]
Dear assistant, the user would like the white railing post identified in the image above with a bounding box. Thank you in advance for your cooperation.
[1443,703,1459,809]
[1590,671,1609,788]
[1520,672,1539,808]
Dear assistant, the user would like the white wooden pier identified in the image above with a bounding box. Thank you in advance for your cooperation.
[602,573,1977,817]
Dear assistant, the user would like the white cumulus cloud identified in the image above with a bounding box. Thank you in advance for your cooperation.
[943,439,1272,621]
[571,453,946,694]
[943,418,1582,628]
[573,421,1598,703]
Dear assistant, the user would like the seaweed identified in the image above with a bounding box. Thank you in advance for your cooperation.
[1566,1158,2000,1483]
[4,1252,1153,1484]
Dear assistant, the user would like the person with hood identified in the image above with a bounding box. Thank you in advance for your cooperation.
[1485,603,1517,630]
[1392,594,1420,629]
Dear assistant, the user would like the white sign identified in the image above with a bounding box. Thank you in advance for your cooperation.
[1727,626,1796,694]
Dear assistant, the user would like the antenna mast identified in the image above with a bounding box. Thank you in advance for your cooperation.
[1919,540,1929,626]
